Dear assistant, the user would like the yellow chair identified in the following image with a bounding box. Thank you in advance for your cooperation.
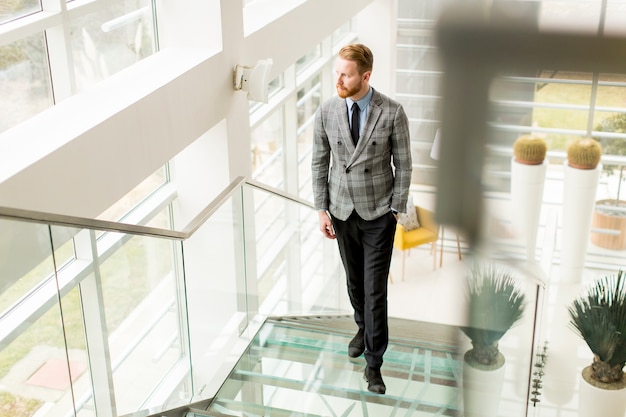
[393,206,440,281]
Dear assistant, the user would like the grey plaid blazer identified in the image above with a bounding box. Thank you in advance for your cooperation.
[311,88,413,221]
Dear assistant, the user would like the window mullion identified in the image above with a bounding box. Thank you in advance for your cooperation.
[42,0,76,102]
[75,230,118,417]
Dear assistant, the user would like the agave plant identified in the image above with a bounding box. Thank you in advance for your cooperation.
[568,270,626,384]
[461,263,527,366]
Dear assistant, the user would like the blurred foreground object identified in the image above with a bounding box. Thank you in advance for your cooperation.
[435,2,626,248]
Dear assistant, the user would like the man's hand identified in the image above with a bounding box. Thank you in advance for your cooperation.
[318,211,336,239]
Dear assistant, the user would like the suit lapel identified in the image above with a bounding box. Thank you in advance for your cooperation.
[336,99,356,154]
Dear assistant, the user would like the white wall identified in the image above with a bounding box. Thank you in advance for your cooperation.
[0,0,382,219]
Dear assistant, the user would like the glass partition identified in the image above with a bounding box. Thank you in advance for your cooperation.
[0,220,190,417]
[0,178,346,417]
[246,184,346,317]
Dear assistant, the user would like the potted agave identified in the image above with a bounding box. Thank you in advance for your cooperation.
[461,263,527,417]
[561,137,603,283]
[510,134,548,260]
[568,270,626,417]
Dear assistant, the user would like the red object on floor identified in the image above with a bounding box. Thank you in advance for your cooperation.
[26,359,87,390]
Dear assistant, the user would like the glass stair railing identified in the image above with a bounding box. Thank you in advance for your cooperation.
[0,177,544,417]
[188,315,463,417]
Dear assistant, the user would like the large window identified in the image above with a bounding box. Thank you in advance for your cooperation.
[396,0,626,193]
[0,0,158,134]
[0,33,53,132]
[0,0,41,25]
[70,1,156,92]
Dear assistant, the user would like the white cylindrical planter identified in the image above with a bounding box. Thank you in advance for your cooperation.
[511,157,548,261]
[463,358,505,417]
[579,371,626,417]
[560,162,602,283]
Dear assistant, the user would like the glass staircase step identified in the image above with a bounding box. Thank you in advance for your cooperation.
[192,315,463,417]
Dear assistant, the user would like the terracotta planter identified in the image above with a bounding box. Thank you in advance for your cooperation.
[590,199,626,250]
[579,367,626,417]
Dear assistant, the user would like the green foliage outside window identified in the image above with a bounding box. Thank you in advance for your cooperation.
[594,113,626,175]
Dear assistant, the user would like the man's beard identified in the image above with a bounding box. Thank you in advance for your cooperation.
[336,82,362,99]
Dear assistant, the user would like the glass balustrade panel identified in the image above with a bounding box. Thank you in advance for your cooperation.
[181,195,248,400]
[246,185,348,317]
[0,221,77,417]
[94,230,184,416]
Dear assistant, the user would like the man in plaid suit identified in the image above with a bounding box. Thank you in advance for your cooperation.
[311,43,413,394]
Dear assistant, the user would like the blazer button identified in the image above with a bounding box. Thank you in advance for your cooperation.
[372,141,377,145]
[345,168,351,174]
[364,169,369,173]
[338,141,342,145]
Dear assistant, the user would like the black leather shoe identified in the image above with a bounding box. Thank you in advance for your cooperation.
[348,329,365,358]
[364,366,386,394]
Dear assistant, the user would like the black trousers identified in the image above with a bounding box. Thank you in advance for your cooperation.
[331,210,397,369]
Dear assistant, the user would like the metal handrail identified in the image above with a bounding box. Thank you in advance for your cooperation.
[0,176,314,240]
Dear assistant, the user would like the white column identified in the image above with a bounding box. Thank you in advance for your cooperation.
[510,158,547,261]
[560,162,602,283]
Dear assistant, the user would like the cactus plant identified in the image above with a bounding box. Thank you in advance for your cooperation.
[513,134,548,165]
[567,137,602,169]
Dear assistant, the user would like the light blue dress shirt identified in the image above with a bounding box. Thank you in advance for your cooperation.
[346,87,373,137]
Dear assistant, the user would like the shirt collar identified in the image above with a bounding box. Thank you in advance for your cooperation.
[346,86,373,110]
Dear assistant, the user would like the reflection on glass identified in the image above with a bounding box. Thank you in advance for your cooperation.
[0,304,75,417]
[460,261,528,417]
[249,185,344,316]
[203,318,462,416]
[0,177,349,417]
[0,222,57,312]
[182,197,246,398]
[331,23,351,46]
[251,109,284,188]
[295,45,321,75]
[97,167,168,222]
[53,235,77,273]
[0,222,68,417]
[296,75,321,200]
[0,0,41,25]
[70,0,156,92]
[56,287,90,416]
[253,188,290,313]
[0,34,53,133]
[98,233,180,416]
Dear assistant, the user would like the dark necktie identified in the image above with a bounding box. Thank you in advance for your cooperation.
[351,103,360,145]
